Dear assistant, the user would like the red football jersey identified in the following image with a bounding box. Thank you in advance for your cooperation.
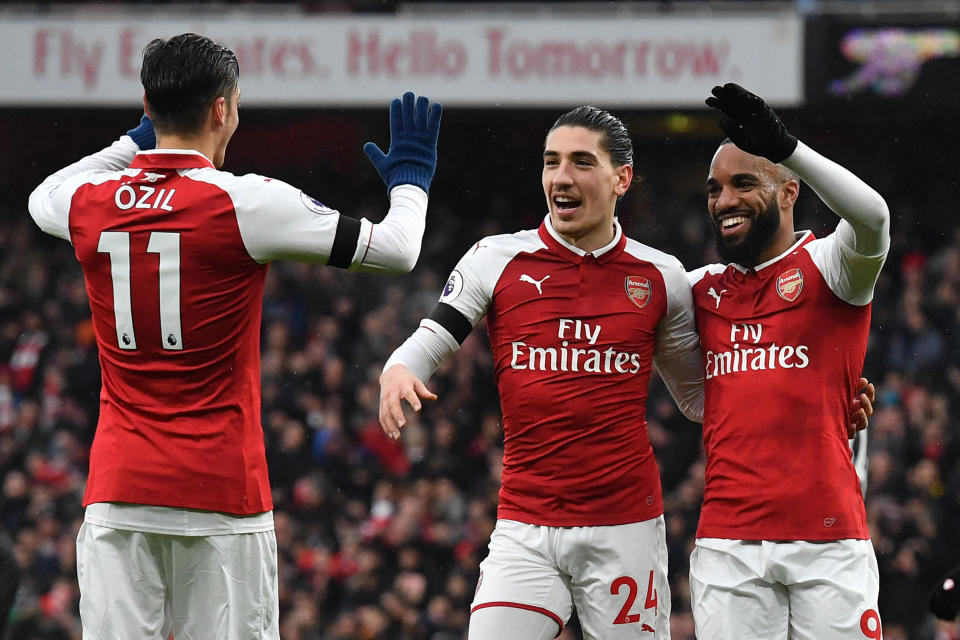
[433,217,699,526]
[689,231,885,540]
[28,142,388,514]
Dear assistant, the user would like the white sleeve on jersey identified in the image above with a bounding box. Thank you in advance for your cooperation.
[785,141,890,306]
[656,348,705,423]
[651,255,704,423]
[382,233,533,381]
[383,318,460,383]
[350,185,428,274]
[27,136,140,240]
[226,173,427,273]
[784,142,889,257]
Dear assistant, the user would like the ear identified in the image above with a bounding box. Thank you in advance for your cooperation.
[778,178,799,210]
[142,93,151,119]
[614,164,633,197]
[212,96,227,128]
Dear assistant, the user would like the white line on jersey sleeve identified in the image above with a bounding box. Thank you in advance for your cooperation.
[28,137,140,241]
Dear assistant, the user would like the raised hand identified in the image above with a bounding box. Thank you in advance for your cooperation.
[705,83,797,163]
[364,92,443,194]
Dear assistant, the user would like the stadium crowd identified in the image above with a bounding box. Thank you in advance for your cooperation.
[1,108,958,640]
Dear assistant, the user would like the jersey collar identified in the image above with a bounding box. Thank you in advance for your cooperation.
[730,230,815,273]
[130,149,216,170]
[538,214,626,264]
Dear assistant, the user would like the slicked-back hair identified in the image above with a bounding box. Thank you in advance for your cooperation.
[548,106,634,168]
[141,33,239,136]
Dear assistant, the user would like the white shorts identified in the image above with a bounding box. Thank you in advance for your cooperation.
[77,521,280,640]
[689,538,882,640]
[471,518,671,639]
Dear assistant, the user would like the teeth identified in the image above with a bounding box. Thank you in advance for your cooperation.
[722,216,746,228]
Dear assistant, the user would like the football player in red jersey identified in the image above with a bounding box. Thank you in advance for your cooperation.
[380,106,705,639]
[27,33,441,640]
[687,83,889,640]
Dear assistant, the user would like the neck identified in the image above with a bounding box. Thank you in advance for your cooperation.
[552,217,617,253]
[751,225,797,267]
[155,133,218,165]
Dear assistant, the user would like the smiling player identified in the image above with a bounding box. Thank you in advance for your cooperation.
[688,83,889,640]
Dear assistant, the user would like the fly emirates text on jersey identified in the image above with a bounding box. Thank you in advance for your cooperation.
[705,322,810,379]
[509,318,644,374]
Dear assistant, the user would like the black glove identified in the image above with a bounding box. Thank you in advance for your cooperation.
[364,92,442,195]
[705,83,797,164]
[930,566,960,620]
[126,113,156,150]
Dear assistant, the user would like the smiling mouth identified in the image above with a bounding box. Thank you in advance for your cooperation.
[554,196,582,214]
[717,213,749,236]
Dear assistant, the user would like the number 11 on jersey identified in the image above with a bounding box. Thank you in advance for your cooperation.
[98,231,183,351]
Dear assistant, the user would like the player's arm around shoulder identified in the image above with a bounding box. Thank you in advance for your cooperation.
[652,254,705,423]
[28,115,154,241]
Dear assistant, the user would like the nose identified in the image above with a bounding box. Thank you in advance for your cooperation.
[713,185,739,213]
[552,160,574,187]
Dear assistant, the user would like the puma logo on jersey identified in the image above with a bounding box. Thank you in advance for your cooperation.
[642,624,655,633]
[708,287,728,309]
[519,274,549,294]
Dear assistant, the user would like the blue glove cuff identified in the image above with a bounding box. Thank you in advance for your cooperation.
[386,164,433,194]
[126,114,156,151]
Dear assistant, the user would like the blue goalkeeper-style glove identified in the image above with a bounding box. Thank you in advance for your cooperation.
[364,92,442,194]
[705,83,797,164]
[126,113,156,151]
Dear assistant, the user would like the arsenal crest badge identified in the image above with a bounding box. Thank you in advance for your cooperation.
[625,276,652,309]
[776,267,803,302]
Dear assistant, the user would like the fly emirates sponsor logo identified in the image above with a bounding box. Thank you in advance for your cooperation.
[705,322,809,379]
[510,319,643,374]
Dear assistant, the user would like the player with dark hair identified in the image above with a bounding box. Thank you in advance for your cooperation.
[380,105,704,639]
[687,83,889,640]
[27,32,442,640]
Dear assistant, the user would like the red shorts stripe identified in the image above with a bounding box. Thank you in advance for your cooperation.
[471,601,564,637]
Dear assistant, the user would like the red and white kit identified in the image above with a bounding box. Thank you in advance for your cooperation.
[29,135,428,638]
[386,215,703,637]
[687,141,889,640]
[29,138,427,517]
